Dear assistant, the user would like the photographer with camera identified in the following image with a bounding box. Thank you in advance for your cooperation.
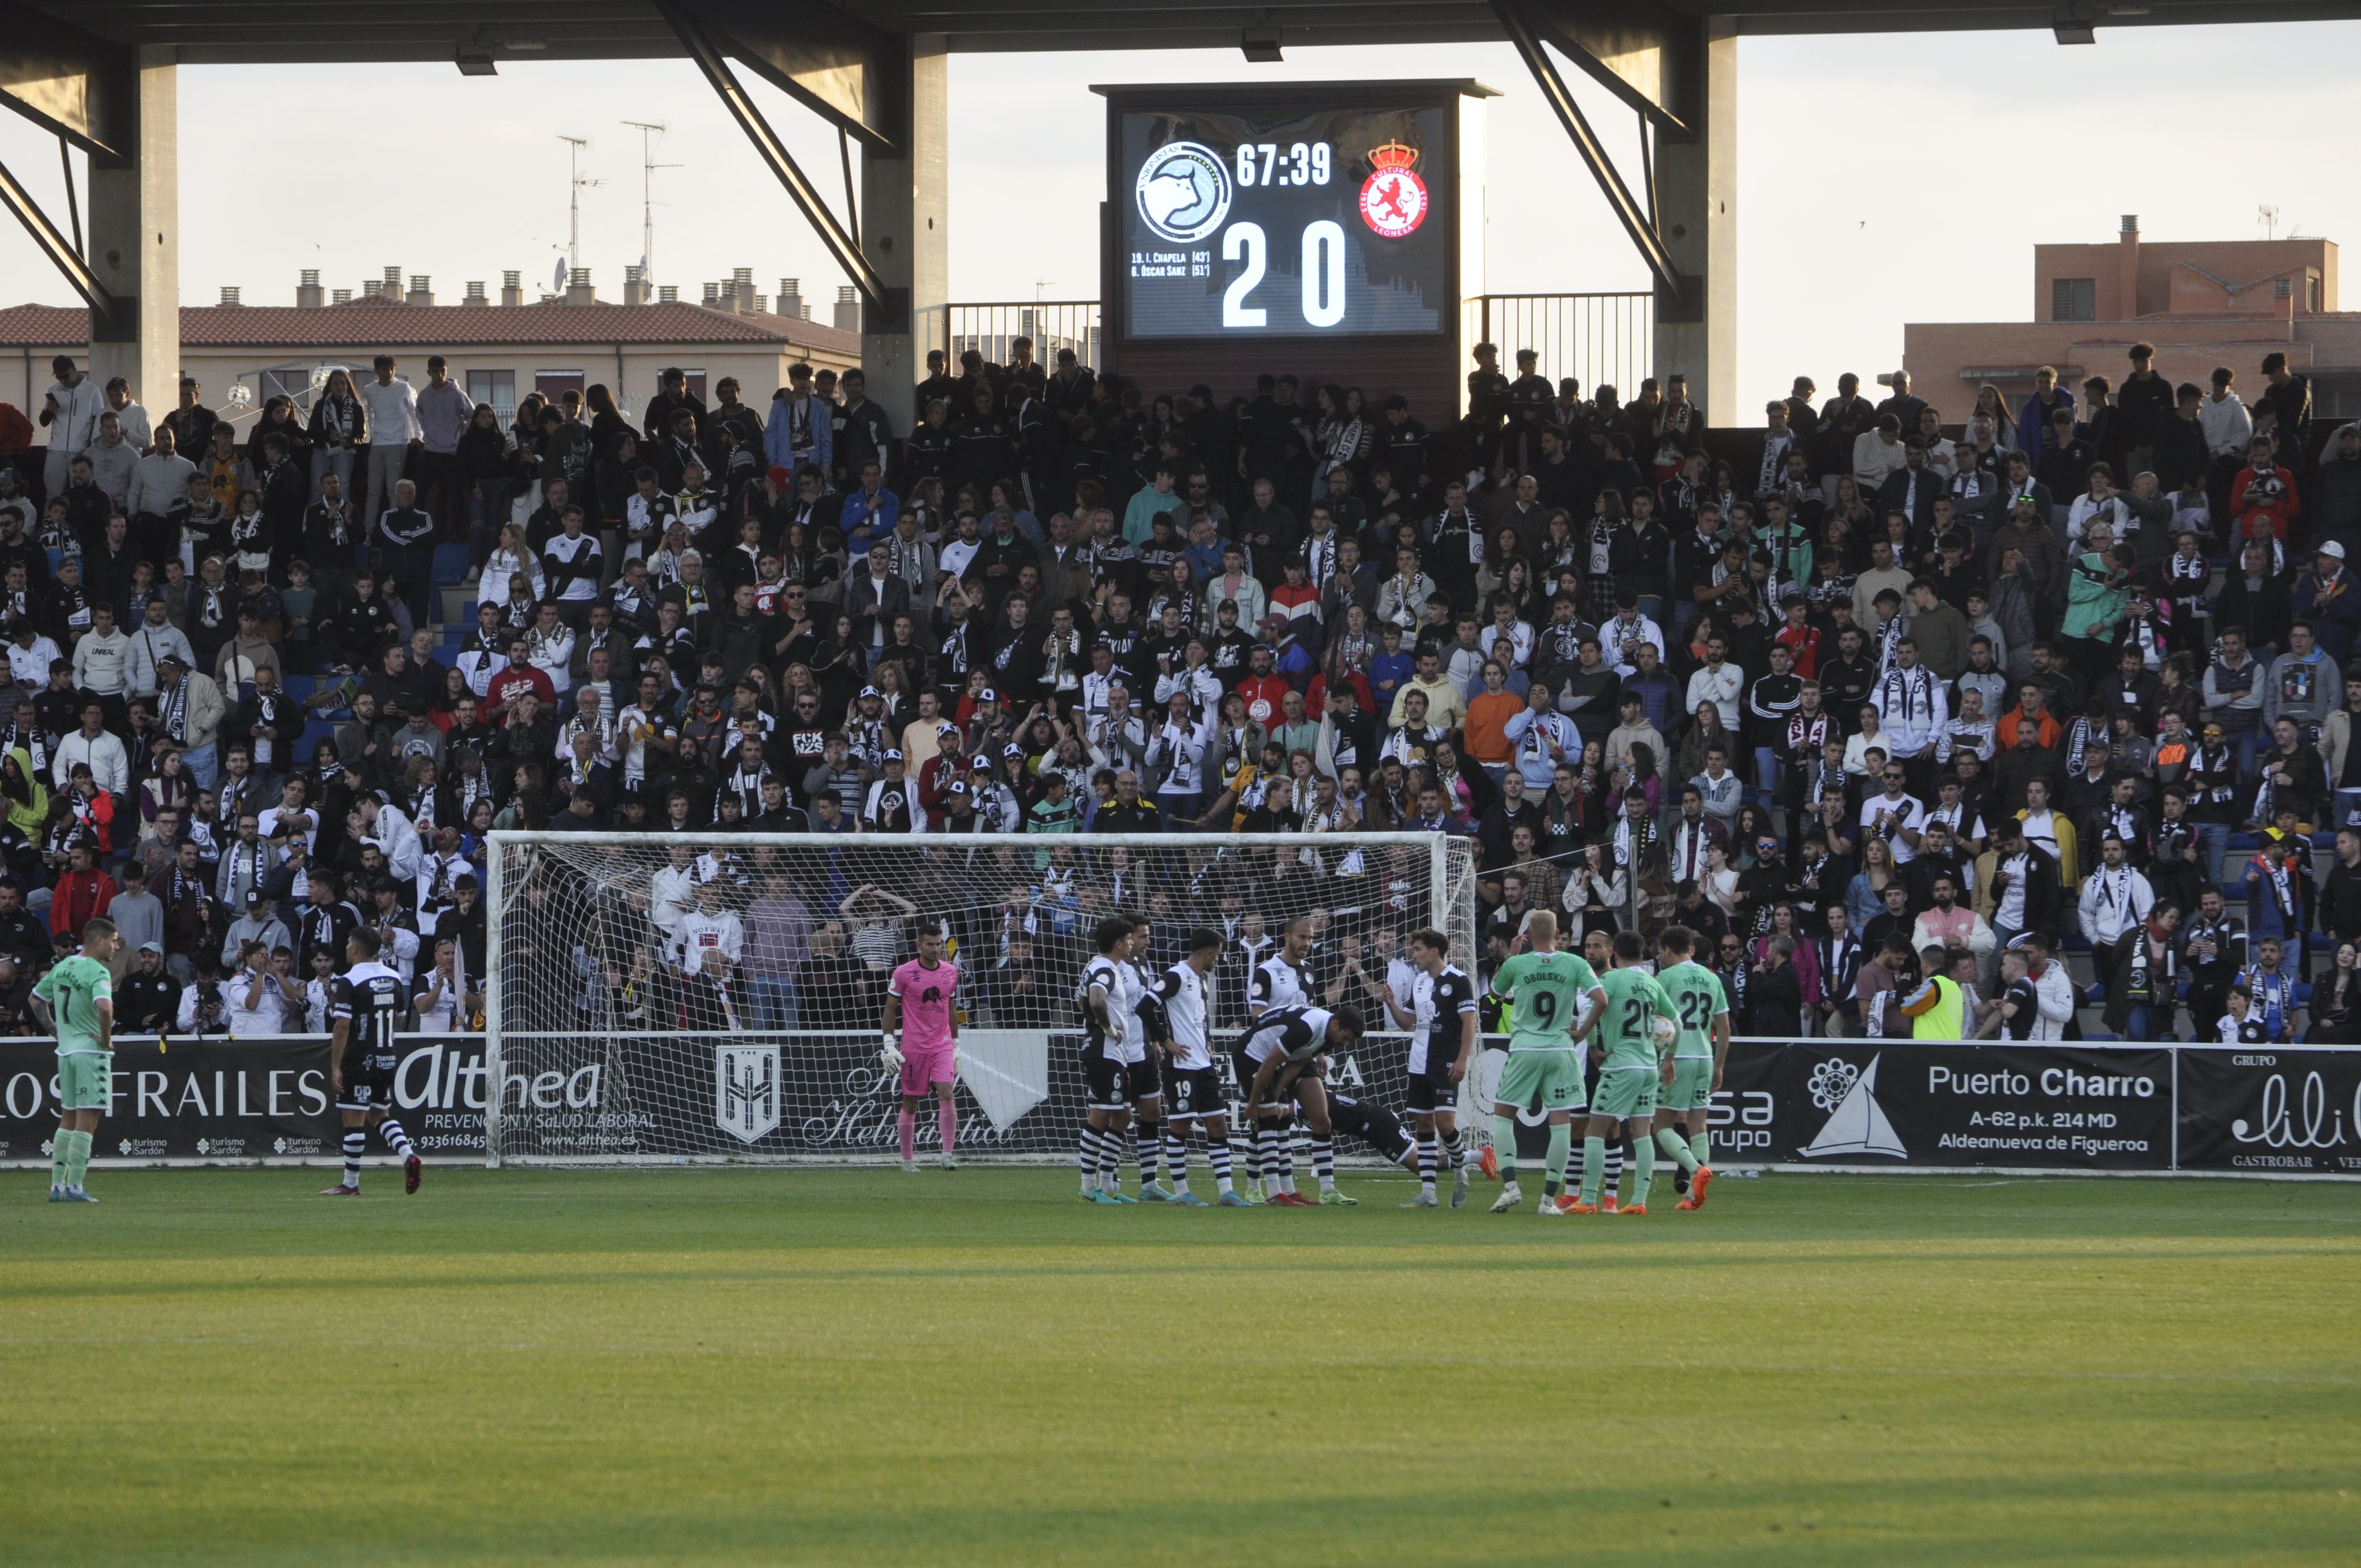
[173,952,231,1037]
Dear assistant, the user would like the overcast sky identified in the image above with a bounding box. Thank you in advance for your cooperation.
[2,21,2357,413]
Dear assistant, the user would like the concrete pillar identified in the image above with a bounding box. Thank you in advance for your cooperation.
[85,47,177,413]
[1652,19,1735,425]
[860,36,948,427]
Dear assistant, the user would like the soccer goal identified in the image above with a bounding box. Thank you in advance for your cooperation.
[482,831,1480,1167]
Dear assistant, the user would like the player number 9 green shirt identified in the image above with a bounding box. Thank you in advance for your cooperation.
[1489,950,1600,1052]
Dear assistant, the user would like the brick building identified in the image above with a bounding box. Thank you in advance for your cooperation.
[1906,216,2361,424]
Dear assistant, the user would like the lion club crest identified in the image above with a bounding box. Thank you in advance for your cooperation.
[1358,140,1428,239]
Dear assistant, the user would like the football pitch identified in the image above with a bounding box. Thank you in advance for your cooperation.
[3,1167,2356,1567]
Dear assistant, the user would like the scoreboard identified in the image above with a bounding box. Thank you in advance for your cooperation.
[1097,81,1489,413]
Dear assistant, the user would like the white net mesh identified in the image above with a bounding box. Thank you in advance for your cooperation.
[485,831,1481,1165]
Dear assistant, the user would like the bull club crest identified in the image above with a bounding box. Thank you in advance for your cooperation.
[716,1043,781,1145]
[1359,140,1428,239]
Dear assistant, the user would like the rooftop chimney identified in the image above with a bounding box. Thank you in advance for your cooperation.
[778,277,804,320]
[833,285,860,333]
[702,280,721,307]
[382,265,402,298]
[464,280,488,306]
[622,264,647,306]
[296,269,323,308]
[332,288,353,305]
[2119,215,2140,319]
[658,285,678,304]
[405,275,434,307]
[501,270,523,307]
[565,268,596,307]
[218,285,242,306]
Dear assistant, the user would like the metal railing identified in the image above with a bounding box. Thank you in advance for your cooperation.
[938,295,1649,394]
[1463,292,1654,398]
[940,301,1103,372]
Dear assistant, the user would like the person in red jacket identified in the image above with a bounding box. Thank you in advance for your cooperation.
[1232,640,1292,730]
[2231,433,2303,544]
[47,842,116,938]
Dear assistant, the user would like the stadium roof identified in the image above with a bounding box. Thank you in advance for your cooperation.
[19,0,2361,61]
[0,301,858,353]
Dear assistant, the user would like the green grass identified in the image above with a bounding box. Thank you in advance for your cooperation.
[2,1166,2357,1566]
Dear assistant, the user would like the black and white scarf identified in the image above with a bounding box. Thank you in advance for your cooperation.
[1612,813,1659,872]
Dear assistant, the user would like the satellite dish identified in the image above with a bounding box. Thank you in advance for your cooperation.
[552,258,568,293]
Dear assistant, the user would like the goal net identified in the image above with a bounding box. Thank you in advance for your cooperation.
[483,831,1479,1167]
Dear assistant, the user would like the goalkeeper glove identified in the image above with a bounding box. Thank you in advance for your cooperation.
[879,1036,905,1072]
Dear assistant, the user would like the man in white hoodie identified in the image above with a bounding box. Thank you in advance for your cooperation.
[357,355,421,529]
[122,596,197,702]
[37,355,104,499]
[84,413,138,507]
[70,602,132,723]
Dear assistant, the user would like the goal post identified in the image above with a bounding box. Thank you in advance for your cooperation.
[483,830,1479,1167]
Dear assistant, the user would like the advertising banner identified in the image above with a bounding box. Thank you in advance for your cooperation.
[1749,1041,2176,1172]
[0,1035,489,1165]
[2177,1047,2361,1176]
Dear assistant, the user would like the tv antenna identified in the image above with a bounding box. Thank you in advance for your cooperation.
[2259,204,2280,241]
[621,121,679,287]
[558,135,604,274]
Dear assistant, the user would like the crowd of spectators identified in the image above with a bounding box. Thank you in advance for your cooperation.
[7,333,2361,1048]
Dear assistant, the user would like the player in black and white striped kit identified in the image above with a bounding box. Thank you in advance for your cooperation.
[1139,927,1240,1206]
[1235,1001,1366,1206]
[1245,916,1317,1200]
[1380,928,1478,1208]
[1075,916,1149,1204]
[319,926,422,1197]
[1126,916,1173,1201]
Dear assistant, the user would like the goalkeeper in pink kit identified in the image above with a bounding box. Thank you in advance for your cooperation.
[882,928,961,1172]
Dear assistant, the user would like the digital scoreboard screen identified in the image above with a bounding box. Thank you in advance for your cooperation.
[1115,101,1454,340]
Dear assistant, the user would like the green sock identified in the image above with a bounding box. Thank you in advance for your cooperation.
[1656,1127,1700,1175]
[1630,1135,1657,1206]
[1579,1137,1604,1203]
[1490,1116,1520,1180]
[1689,1130,1711,1170]
[64,1130,91,1189]
[1543,1123,1571,1195]
[51,1132,69,1190]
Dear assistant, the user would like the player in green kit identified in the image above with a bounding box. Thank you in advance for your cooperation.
[31,917,123,1203]
[1483,910,1606,1215]
[1651,925,1724,1211]
[1565,929,1677,1215]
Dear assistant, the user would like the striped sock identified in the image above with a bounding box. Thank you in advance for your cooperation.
[1416,1135,1438,1196]
[1097,1130,1123,1188]
[342,1129,365,1190]
[1165,1130,1190,1194]
[377,1118,416,1158]
[1243,1126,1264,1187]
[1310,1138,1336,1192]
[1441,1126,1466,1168]
[1209,1134,1234,1195]
[1078,1128,1101,1193]
[1136,1124,1160,1187]
[1602,1141,1624,1199]
[1277,1124,1298,1195]
[1260,1127,1285,1197]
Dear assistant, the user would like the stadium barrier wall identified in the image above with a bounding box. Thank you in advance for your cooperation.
[2,1032,2356,1179]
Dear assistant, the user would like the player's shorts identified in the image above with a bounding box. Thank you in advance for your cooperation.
[1231,1047,1298,1114]
[1124,1059,1161,1103]
[336,1072,396,1113]
[1493,1047,1585,1113]
[1404,1060,1459,1115]
[899,1043,956,1096]
[1664,1058,1713,1111]
[56,1051,111,1113]
[1591,1065,1660,1121]
[1084,1052,1130,1112]
[1162,1064,1226,1123]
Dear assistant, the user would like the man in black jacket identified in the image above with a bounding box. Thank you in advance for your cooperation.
[2319,828,2361,957]
[1745,934,1805,1036]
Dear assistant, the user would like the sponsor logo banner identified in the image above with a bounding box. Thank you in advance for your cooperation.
[0,1036,497,1164]
[1715,1041,2175,1171]
[2177,1048,2361,1175]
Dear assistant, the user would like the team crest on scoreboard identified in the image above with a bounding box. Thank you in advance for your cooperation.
[1136,140,1233,244]
[717,1043,781,1145]
[1359,140,1428,239]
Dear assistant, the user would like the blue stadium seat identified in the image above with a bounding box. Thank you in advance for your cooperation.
[432,544,472,587]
